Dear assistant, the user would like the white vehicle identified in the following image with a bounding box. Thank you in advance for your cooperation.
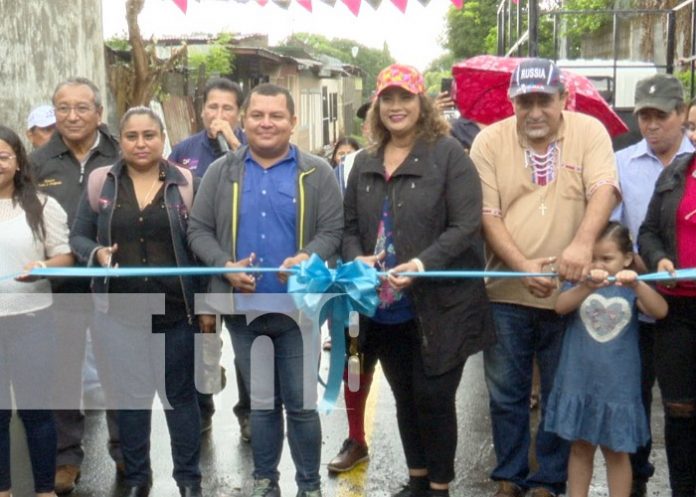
[556,59,658,109]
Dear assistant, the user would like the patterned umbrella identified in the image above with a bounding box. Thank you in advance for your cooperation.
[452,55,629,137]
[171,0,464,15]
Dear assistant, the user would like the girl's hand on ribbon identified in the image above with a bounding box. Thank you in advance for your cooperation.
[224,253,256,293]
[387,259,419,291]
[521,256,557,298]
[614,269,638,288]
[657,258,677,288]
[585,268,610,289]
[15,260,46,282]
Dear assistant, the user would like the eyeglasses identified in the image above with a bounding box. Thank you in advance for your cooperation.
[0,153,16,164]
[54,104,96,116]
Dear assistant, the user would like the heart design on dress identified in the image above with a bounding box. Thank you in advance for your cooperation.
[579,294,630,343]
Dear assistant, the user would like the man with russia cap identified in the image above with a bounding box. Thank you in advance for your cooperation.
[26,104,56,149]
[470,58,620,497]
[612,73,693,497]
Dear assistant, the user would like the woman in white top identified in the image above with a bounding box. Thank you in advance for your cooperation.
[0,125,73,497]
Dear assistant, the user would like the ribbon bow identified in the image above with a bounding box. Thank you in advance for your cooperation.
[288,254,379,413]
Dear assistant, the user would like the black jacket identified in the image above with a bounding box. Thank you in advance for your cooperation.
[639,152,694,271]
[70,159,203,322]
[30,125,121,293]
[343,135,496,376]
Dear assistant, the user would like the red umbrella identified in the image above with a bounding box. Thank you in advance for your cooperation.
[452,55,629,137]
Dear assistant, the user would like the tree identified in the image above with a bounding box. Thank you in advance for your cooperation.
[445,1,499,60]
[280,33,395,99]
[188,33,236,79]
[107,0,187,118]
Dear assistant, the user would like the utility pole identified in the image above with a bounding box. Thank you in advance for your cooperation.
[528,0,539,57]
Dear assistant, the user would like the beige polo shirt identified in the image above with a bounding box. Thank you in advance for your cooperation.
[470,111,618,309]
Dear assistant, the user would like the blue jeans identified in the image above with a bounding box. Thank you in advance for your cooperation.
[92,312,201,487]
[0,309,57,493]
[484,303,569,494]
[225,313,321,492]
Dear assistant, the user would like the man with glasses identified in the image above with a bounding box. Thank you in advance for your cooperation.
[169,77,250,439]
[30,77,122,495]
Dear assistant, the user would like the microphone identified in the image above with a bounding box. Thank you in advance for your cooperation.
[216,133,230,153]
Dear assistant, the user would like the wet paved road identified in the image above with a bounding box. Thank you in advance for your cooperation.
[10,342,670,497]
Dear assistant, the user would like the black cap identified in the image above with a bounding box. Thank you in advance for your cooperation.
[356,102,371,120]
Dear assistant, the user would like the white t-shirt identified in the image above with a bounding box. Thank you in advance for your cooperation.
[0,195,70,316]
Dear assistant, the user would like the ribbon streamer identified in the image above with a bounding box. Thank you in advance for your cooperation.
[288,254,379,413]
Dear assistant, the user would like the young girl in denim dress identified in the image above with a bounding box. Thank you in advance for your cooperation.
[545,222,668,497]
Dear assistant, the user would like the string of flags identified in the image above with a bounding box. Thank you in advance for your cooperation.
[171,0,464,16]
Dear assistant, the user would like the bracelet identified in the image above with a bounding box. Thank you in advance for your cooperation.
[36,260,47,269]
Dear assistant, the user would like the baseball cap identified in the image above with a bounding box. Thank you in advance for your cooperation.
[508,58,563,99]
[634,74,684,114]
[375,64,425,97]
[356,102,371,120]
[27,105,56,130]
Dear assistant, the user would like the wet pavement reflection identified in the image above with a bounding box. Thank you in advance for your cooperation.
[10,345,670,497]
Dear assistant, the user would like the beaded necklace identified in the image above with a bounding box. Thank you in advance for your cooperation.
[524,141,559,216]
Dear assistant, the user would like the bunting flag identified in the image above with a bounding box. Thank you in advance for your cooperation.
[172,0,188,13]
[169,0,463,14]
[297,0,314,10]
[341,0,362,15]
[390,0,408,12]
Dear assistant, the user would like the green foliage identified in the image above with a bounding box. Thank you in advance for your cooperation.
[189,33,235,78]
[674,69,696,100]
[280,33,395,99]
[445,1,499,59]
[105,36,131,51]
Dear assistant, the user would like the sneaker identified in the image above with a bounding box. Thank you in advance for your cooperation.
[296,489,322,497]
[239,414,252,443]
[55,464,81,495]
[528,487,556,497]
[492,482,524,497]
[393,476,429,497]
[251,479,281,497]
[327,438,368,473]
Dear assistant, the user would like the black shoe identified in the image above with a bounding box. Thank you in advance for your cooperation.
[393,476,429,497]
[123,484,150,497]
[630,478,647,497]
[179,484,203,497]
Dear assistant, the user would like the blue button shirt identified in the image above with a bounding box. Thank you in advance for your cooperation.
[237,146,298,297]
[169,129,247,178]
[612,135,694,249]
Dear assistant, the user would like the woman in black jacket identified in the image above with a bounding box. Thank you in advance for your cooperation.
[342,64,495,497]
[638,152,696,497]
[70,107,209,497]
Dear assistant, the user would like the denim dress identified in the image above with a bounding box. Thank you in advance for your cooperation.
[544,284,650,452]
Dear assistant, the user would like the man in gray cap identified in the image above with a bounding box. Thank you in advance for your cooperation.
[612,73,693,497]
[26,104,56,149]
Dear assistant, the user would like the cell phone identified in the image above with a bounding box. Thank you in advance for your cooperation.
[441,77,453,94]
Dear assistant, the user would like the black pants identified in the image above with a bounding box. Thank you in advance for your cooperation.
[655,296,696,497]
[364,319,465,484]
[629,321,656,482]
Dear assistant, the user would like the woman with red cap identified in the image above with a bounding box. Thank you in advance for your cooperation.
[341,64,496,497]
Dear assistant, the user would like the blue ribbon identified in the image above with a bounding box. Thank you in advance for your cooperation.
[287,254,379,413]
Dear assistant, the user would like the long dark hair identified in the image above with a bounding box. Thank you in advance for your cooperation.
[0,125,46,240]
[330,137,360,167]
[599,221,633,255]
